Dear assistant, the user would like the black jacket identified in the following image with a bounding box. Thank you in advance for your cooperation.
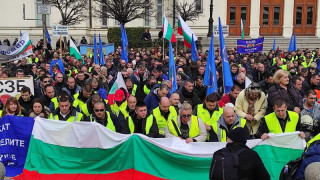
[212,142,270,180]
[18,95,34,112]
[52,106,83,121]
[122,114,159,138]
[177,86,201,108]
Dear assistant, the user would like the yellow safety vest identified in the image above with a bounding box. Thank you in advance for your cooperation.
[168,115,200,138]
[51,97,59,110]
[212,118,246,142]
[301,60,313,68]
[81,99,109,116]
[89,111,115,132]
[152,106,177,135]
[49,111,83,123]
[120,108,130,119]
[127,116,153,135]
[307,133,320,149]
[130,84,137,96]
[28,57,39,64]
[272,57,286,66]
[143,85,150,95]
[265,111,299,134]
[110,101,127,116]
[197,104,223,126]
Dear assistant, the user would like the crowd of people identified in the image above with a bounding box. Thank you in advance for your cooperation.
[1,37,320,178]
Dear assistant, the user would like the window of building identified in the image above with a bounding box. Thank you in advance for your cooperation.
[262,7,269,25]
[195,0,202,12]
[296,6,302,25]
[145,0,150,26]
[115,20,121,26]
[36,0,50,27]
[101,0,108,26]
[157,0,163,27]
[230,7,236,25]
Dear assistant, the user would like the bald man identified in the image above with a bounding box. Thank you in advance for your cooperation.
[148,97,178,137]
[169,93,180,114]
[208,105,249,142]
[234,72,246,90]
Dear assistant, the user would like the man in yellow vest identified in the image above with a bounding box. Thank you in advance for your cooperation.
[122,101,159,138]
[119,95,137,119]
[149,97,178,137]
[86,101,116,132]
[257,99,306,140]
[208,104,248,142]
[110,88,128,116]
[73,84,93,113]
[49,95,84,122]
[169,92,180,114]
[165,102,207,143]
[125,78,137,97]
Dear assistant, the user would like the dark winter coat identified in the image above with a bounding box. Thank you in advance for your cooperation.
[144,86,161,113]
[176,86,201,108]
[18,95,34,112]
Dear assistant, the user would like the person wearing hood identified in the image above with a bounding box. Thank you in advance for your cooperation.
[73,83,93,112]
[144,83,170,112]
[208,104,249,142]
[49,95,84,122]
[210,128,270,180]
[176,79,201,109]
[18,86,35,112]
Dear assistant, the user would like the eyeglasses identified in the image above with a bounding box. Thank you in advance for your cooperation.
[43,80,51,83]
[94,109,104,112]
[181,114,191,119]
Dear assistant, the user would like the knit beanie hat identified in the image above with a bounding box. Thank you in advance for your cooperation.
[228,127,247,144]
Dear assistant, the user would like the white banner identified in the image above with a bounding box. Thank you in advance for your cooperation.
[52,25,69,37]
[0,32,33,63]
[0,77,34,98]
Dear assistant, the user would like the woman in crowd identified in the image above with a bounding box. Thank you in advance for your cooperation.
[267,69,303,114]
[235,83,267,138]
[28,98,50,118]
[1,97,25,117]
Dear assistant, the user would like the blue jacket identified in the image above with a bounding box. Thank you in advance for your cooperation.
[144,86,161,113]
[295,142,320,179]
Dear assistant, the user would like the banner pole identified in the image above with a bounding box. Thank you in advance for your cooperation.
[60,35,62,58]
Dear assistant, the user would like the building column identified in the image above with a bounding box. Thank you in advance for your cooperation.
[315,0,320,37]
[282,0,294,38]
[249,0,260,38]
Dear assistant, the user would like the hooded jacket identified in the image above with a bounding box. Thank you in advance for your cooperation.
[144,85,162,112]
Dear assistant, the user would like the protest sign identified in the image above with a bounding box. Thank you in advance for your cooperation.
[52,25,69,37]
[79,43,114,57]
[237,37,264,54]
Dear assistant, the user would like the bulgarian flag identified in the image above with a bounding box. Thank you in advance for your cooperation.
[178,15,197,48]
[163,15,176,42]
[106,72,127,105]
[240,18,245,40]
[15,117,305,180]
[69,38,84,63]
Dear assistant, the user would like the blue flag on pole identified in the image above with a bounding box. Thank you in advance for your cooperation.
[219,17,233,93]
[99,34,105,66]
[191,34,199,61]
[121,23,128,63]
[169,42,178,93]
[273,38,276,51]
[288,35,294,52]
[293,34,296,51]
[94,34,99,64]
[20,30,22,37]
[204,35,218,95]
[46,28,51,44]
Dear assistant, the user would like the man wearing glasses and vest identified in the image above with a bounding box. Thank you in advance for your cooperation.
[165,102,207,143]
[207,103,249,142]
[257,99,306,140]
[87,101,116,132]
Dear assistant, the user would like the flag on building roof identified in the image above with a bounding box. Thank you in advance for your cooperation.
[178,15,197,48]
[15,118,304,180]
[204,35,218,95]
[163,15,176,42]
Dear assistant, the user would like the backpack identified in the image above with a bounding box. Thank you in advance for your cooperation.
[279,157,304,180]
[209,147,246,180]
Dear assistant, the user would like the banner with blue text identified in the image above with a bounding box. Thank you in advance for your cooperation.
[79,43,114,57]
[237,37,264,54]
[0,116,34,177]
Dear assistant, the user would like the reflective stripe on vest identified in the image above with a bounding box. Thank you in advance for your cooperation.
[143,85,150,95]
[152,106,177,135]
[90,111,115,132]
[265,111,298,134]
[120,108,129,119]
[197,104,223,126]
[111,101,127,116]
[213,118,246,142]
[127,115,153,134]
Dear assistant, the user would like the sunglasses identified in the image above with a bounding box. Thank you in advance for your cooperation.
[94,109,104,112]
[181,114,191,118]
[43,80,51,83]
[250,86,260,90]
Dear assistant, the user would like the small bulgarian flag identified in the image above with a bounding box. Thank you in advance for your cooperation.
[107,72,127,105]
[15,117,305,180]
[163,15,176,42]
[240,18,245,40]
[178,15,197,48]
[69,38,84,63]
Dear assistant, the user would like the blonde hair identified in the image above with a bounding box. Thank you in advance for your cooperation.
[179,102,192,115]
[273,69,287,85]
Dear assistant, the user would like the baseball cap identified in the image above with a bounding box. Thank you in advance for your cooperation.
[114,89,125,102]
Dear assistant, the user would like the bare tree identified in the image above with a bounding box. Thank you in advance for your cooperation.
[172,0,201,23]
[94,0,154,25]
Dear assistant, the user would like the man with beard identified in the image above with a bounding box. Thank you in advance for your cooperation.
[18,86,34,112]
[193,76,207,102]
[176,79,201,108]
[300,90,320,121]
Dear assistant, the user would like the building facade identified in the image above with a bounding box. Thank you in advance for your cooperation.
[0,0,320,44]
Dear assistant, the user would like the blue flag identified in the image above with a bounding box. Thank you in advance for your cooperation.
[204,35,218,95]
[99,34,105,66]
[293,34,296,51]
[273,38,276,51]
[169,42,178,93]
[20,30,22,37]
[191,34,199,61]
[93,33,99,64]
[50,57,65,77]
[121,23,128,63]
[288,35,294,52]
[0,116,34,177]
[46,28,51,44]
[219,17,233,93]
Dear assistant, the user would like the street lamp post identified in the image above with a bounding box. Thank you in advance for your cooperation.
[207,0,213,37]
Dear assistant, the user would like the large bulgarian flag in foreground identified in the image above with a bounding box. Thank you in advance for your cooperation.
[178,15,197,48]
[15,118,305,180]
